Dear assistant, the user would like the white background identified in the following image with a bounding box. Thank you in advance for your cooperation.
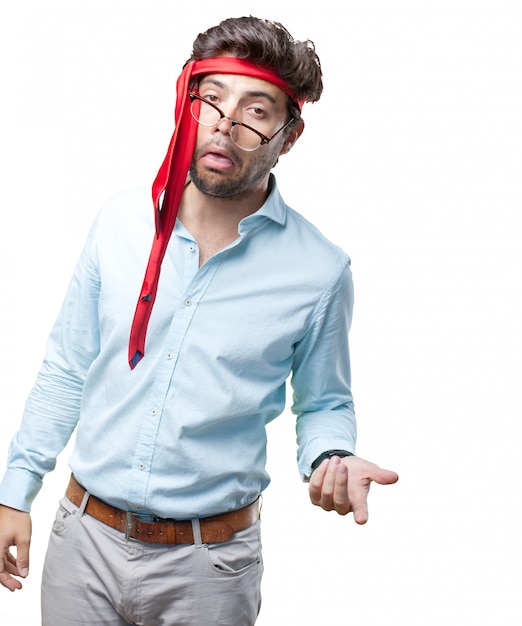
[1,1,521,624]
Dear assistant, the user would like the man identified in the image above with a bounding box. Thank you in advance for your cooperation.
[0,16,398,625]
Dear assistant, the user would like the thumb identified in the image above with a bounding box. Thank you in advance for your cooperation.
[373,468,399,486]
[16,543,30,578]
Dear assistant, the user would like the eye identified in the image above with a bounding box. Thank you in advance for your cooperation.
[248,106,268,119]
[201,93,220,105]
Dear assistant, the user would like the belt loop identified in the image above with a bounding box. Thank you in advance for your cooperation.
[191,518,203,547]
[77,489,90,517]
[125,512,133,541]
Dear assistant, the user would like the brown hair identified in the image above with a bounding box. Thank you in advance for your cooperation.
[188,16,323,122]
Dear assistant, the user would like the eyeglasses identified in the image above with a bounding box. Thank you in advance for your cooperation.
[189,91,294,152]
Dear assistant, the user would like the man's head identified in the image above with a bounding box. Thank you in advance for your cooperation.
[183,17,324,200]
[187,16,324,125]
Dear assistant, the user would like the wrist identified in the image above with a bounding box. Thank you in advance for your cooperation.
[310,449,354,472]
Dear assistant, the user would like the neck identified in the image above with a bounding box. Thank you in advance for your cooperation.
[179,176,270,232]
[178,177,270,265]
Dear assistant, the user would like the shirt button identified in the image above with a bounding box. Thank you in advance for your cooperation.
[185,298,192,307]
[151,408,157,415]
[188,244,195,252]
[166,352,173,360]
[137,462,145,471]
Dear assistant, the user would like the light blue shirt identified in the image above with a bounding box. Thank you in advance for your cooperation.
[0,176,356,519]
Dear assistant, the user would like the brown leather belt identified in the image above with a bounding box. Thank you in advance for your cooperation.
[66,475,259,545]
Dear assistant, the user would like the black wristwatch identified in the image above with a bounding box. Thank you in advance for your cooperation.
[310,449,354,471]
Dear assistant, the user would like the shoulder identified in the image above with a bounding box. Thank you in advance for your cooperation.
[287,206,349,256]
[280,205,352,282]
[269,179,350,270]
[92,188,153,241]
[79,188,154,269]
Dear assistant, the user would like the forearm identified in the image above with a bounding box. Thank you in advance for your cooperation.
[291,261,356,479]
[0,361,84,511]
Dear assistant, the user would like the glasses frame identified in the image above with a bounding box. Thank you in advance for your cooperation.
[189,91,294,151]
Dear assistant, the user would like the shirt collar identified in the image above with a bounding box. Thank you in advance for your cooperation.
[174,174,287,240]
[239,174,287,232]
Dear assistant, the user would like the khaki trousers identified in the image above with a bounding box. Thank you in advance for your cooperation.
[41,495,263,625]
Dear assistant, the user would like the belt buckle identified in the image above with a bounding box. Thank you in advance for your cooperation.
[125,511,164,541]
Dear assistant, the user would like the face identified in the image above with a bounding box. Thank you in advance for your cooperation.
[189,73,299,200]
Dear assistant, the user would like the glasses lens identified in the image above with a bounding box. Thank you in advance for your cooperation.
[190,98,220,127]
[229,125,262,151]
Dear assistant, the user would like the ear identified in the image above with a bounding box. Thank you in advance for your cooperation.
[279,120,305,156]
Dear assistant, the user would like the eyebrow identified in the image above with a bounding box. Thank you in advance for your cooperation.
[199,77,278,106]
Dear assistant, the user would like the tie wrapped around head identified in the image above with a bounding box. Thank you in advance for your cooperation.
[128,57,303,369]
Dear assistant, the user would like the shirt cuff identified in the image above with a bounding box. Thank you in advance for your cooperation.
[0,468,43,512]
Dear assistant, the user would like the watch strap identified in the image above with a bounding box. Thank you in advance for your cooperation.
[311,449,354,471]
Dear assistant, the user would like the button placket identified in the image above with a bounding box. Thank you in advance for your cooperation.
[128,243,222,510]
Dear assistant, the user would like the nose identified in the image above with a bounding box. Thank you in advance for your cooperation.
[215,116,234,135]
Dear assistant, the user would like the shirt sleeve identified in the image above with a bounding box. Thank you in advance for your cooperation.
[0,214,102,512]
[291,255,357,480]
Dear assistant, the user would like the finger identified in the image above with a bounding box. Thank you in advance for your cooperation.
[332,463,351,515]
[0,546,26,591]
[348,480,370,525]
[308,458,329,505]
[309,458,339,511]
[1,540,30,581]
[319,456,341,509]
[0,564,23,592]
[309,457,329,490]
[4,551,20,575]
[0,575,23,591]
[4,561,20,576]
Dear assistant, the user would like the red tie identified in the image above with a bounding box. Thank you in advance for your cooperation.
[128,57,302,368]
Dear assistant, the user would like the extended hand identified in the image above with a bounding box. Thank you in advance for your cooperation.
[308,455,398,524]
[0,505,32,591]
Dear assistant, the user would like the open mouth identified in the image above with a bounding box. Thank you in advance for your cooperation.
[202,150,236,170]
